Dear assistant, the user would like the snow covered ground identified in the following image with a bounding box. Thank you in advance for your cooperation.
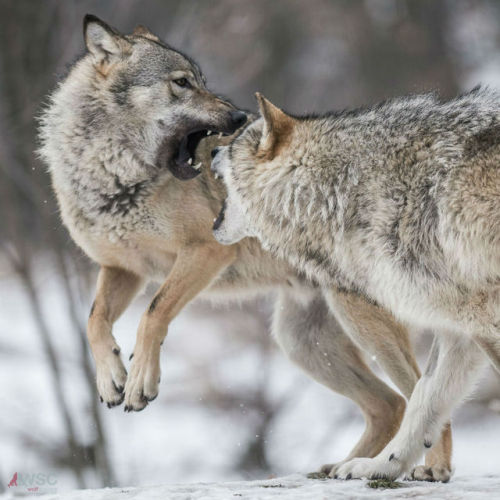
[0,262,499,497]
[3,474,500,499]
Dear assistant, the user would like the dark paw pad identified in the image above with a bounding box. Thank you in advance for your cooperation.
[106,393,124,409]
[140,390,158,403]
[112,381,124,394]
[124,402,147,412]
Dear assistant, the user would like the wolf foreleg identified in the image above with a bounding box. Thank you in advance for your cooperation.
[88,266,143,407]
[325,289,453,481]
[335,333,486,480]
[123,243,236,411]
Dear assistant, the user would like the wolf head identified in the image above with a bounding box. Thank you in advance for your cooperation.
[211,93,300,245]
[79,14,246,180]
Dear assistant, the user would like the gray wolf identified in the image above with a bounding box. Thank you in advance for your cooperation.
[39,15,451,480]
[211,88,500,480]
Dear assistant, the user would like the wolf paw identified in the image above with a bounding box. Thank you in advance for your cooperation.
[123,349,160,412]
[408,465,451,483]
[320,463,336,476]
[334,456,403,480]
[95,347,127,408]
[320,461,349,478]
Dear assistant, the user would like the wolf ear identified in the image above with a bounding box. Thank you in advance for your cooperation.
[132,25,161,43]
[255,93,295,159]
[83,14,131,68]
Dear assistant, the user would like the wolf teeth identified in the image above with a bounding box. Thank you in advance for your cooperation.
[218,132,223,139]
[214,173,220,180]
[206,130,212,136]
[187,158,193,165]
[193,162,202,170]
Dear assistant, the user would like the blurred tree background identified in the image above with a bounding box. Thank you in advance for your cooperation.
[0,0,499,493]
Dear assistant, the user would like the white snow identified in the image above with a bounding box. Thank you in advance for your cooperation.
[3,474,500,499]
[1,262,499,498]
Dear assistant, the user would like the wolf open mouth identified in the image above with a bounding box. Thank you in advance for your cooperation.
[213,199,226,230]
[169,128,229,180]
[163,110,246,181]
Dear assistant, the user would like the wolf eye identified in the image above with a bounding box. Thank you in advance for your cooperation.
[173,77,190,88]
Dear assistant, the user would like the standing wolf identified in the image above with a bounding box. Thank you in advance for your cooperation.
[212,88,500,479]
[39,15,451,480]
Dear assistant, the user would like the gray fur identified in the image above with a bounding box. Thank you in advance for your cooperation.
[214,87,500,479]
[38,15,453,480]
[39,16,240,253]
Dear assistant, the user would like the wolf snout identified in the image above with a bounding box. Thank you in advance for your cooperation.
[229,110,247,129]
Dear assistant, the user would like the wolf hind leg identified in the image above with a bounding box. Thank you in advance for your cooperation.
[410,422,452,482]
[272,289,406,475]
[473,322,500,374]
[471,289,500,373]
[324,288,453,481]
[88,266,143,407]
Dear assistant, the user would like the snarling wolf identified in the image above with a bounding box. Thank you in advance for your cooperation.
[39,15,451,480]
[212,88,500,480]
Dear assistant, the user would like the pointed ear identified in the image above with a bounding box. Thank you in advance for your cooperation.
[255,93,295,159]
[132,24,161,43]
[83,14,131,68]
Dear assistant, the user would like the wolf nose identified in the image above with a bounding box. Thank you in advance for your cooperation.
[211,147,221,159]
[229,110,247,128]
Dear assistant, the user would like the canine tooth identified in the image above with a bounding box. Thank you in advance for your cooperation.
[214,173,220,180]
[218,132,223,139]
[187,158,193,165]
[206,130,212,136]
[193,162,202,170]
